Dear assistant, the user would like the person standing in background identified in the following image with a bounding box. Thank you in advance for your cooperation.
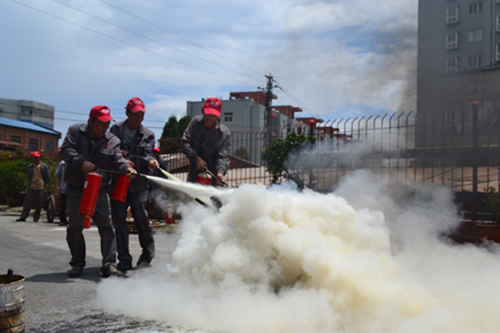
[55,149,68,226]
[16,151,50,222]
[110,97,158,272]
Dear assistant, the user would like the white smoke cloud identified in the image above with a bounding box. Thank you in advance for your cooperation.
[97,171,500,332]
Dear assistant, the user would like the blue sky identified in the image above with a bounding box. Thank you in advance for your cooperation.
[1,0,418,142]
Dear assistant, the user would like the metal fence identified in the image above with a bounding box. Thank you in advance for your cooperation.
[160,103,500,217]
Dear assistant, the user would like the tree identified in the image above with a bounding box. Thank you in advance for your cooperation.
[159,115,191,153]
[261,132,316,190]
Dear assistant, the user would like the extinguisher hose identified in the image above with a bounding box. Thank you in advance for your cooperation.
[204,167,229,187]
[96,168,218,209]
[95,169,147,178]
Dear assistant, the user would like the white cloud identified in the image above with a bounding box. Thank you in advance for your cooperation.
[283,2,367,33]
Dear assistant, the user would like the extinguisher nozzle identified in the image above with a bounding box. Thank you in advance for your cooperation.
[83,216,92,229]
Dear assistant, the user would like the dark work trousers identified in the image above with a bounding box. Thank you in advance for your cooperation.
[19,189,44,221]
[150,186,168,221]
[59,193,67,223]
[66,186,117,272]
[111,189,155,267]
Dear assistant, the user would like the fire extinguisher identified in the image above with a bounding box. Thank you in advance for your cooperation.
[78,172,102,229]
[111,160,134,202]
[197,173,212,186]
[165,203,175,224]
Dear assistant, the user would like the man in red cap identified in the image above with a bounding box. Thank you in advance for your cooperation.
[110,97,158,271]
[60,105,136,278]
[17,151,50,222]
[181,97,231,186]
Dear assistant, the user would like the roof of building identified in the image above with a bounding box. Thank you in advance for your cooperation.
[0,117,61,136]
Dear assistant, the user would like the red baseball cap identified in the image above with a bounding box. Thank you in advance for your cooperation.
[126,97,146,113]
[202,97,222,117]
[31,151,41,158]
[154,146,161,152]
[89,105,114,122]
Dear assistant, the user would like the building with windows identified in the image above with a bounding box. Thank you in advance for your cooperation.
[186,92,308,165]
[186,92,304,133]
[417,0,500,148]
[0,117,61,153]
[0,98,56,130]
[0,98,61,153]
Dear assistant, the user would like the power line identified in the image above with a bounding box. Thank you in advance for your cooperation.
[50,0,262,84]
[274,78,322,119]
[9,0,258,89]
[0,106,168,130]
[9,0,321,122]
[97,0,264,78]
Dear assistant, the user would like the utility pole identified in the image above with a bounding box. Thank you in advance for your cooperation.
[259,74,278,146]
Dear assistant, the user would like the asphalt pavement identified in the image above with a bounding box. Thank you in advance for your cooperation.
[0,207,183,333]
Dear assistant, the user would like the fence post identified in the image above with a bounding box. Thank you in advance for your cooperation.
[472,101,479,222]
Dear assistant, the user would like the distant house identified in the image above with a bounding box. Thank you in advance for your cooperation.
[0,117,61,153]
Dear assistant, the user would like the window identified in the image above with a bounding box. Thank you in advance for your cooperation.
[224,112,233,123]
[467,55,482,68]
[446,58,459,73]
[446,32,459,49]
[446,6,459,24]
[497,15,500,32]
[468,2,482,15]
[496,44,500,61]
[11,135,21,143]
[468,28,483,42]
[29,138,38,151]
[46,140,54,152]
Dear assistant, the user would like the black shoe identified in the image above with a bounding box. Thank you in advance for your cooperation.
[59,221,68,226]
[68,266,83,277]
[102,265,123,278]
[16,218,25,222]
[117,263,132,272]
[136,256,152,269]
[33,219,39,222]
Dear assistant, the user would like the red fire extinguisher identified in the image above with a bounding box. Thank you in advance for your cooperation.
[165,203,175,224]
[197,173,212,186]
[78,172,102,228]
[111,161,134,202]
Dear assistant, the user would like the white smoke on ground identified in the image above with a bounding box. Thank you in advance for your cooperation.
[97,171,500,333]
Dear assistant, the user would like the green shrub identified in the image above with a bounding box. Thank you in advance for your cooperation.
[261,132,316,190]
[483,185,500,222]
[0,159,29,196]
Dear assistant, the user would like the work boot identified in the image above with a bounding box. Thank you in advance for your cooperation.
[68,266,83,277]
[117,262,132,272]
[136,255,152,270]
[102,265,123,278]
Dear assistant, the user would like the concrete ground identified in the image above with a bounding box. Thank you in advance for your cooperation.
[0,206,185,333]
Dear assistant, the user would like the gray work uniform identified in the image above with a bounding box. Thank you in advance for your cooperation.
[150,156,169,220]
[19,162,50,221]
[181,115,231,185]
[60,123,130,272]
[110,120,156,267]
